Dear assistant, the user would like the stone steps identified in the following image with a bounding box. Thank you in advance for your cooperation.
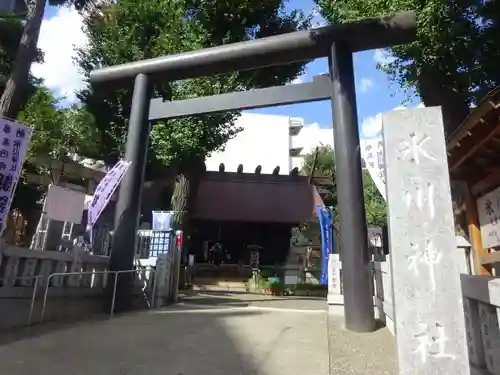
[192,279,248,293]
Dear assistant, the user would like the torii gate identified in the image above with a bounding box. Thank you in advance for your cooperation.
[88,11,417,333]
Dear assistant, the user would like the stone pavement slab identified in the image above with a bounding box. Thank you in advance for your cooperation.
[0,293,397,375]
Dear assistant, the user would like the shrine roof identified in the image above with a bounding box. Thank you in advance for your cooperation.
[447,87,500,196]
[194,171,324,223]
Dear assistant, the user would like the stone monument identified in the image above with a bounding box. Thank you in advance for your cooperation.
[383,107,469,374]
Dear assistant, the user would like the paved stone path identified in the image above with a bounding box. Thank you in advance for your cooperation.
[0,293,397,375]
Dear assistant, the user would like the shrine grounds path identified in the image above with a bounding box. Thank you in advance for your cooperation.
[0,293,397,375]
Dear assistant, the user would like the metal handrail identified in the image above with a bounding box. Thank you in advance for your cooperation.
[40,270,113,323]
[2,236,180,326]
[39,266,160,323]
[110,268,157,317]
[29,276,43,325]
[0,275,48,326]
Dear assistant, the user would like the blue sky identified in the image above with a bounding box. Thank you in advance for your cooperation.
[249,0,421,135]
[40,0,421,140]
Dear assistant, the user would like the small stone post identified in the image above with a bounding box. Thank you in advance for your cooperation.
[327,254,342,305]
[382,107,469,374]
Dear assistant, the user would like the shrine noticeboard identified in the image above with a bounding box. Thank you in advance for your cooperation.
[477,186,500,248]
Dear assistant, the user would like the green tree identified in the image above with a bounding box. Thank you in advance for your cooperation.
[301,144,337,209]
[1,13,44,241]
[315,0,497,134]
[76,0,311,237]
[0,10,43,108]
[18,87,100,181]
[362,168,387,227]
[0,0,95,118]
[301,144,387,227]
[9,88,99,241]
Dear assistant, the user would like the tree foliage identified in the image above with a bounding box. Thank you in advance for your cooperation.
[8,87,98,242]
[0,0,96,118]
[18,87,100,180]
[301,144,387,227]
[76,0,312,169]
[301,144,337,209]
[316,0,500,134]
[76,0,312,238]
[0,11,43,108]
[362,168,387,227]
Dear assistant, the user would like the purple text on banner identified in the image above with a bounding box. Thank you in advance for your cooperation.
[0,119,32,234]
[87,160,131,228]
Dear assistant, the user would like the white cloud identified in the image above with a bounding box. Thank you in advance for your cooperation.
[360,113,384,139]
[310,6,328,28]
[290,75,305,85]
[296,122,334,155]
[310,7,321,18]
[31,6,87,102]
[359,77,374,93]
[360,103,425,139]
[373,49,396,66]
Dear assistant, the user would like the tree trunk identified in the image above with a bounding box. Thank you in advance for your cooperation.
[0,0,45,118]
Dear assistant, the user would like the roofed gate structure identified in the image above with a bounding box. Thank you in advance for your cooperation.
[88,12,417,332]
[448,88,500,276]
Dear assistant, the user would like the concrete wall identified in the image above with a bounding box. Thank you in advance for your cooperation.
[0,239,181,332]
[205,113,294,174]
[0,286,107,331]
[205,113,336,174]
[372,255,395,335]
[368,242,500,375]
[0,244,111,331]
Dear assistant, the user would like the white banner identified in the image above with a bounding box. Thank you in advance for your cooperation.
[46,184,86,224]
[361,136,386,201]
[477,186,500,248]
[87,160,131,227]
[0,119,32,234]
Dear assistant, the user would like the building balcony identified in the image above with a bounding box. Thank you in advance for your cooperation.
[289,147,304,157]
[289,117,304,136]
[290,133,304,151]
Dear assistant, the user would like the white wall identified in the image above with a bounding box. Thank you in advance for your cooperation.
[297,122,334,154]
[205,113,291,174]
[205,112,334,174]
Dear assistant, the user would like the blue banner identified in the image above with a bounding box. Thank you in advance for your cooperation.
[316,205,334,285]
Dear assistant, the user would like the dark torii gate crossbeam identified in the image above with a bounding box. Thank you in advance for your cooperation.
[89,11,416,333]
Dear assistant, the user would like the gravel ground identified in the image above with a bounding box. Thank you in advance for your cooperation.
[327,313,398,375]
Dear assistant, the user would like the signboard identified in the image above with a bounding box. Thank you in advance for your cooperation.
[477,186,500,248]
[327,253,341,304]
[46,184,86,224]
[152,211,173,231]
[87,160,131,227]
[361,136,386,200]
[0,119,32,233]
[368,227,383,248]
